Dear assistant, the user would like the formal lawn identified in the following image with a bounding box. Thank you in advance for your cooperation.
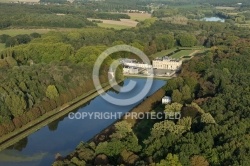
[170,50,196,58]
[151,48,178,58]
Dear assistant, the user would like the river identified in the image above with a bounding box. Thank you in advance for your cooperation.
[0,78,166,166]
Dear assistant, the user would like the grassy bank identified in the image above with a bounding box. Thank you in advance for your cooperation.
[0,81,122,151]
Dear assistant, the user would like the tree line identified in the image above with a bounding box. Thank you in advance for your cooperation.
[0,3,130,29]
[50,12,250,166]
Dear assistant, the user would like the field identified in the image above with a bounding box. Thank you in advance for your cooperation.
[97,23,130,30]
[0,43,5,52]
[215,6,236,10]
[88,18,138,29]
[170,50,197,58]
[126,13,151,21]
[0,29,52,36]
[151,48,178,58]
[0,0,39,2]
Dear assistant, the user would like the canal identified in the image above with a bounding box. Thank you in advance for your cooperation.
[0,78,166,166]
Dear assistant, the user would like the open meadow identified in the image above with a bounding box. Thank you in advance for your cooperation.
[97,23,130,30]
[0,0,39,2]
[0,29,51,36]
[88,18,138,29]
[0,43,5,52]
[126,13,151,21]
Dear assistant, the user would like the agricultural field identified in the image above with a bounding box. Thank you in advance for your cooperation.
[215,6,236,10]
[0,43,5,52]
[97,23,130,30]
[88,18,138,29]
[0,29,51,36]
[170,50,197,58]
[0,0,39,2]
[126,13,151,21]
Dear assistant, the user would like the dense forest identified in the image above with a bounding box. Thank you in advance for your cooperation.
[1,6,250,137]
[0,1,249,165]
[0,3,130,29]
[52,19,250,165]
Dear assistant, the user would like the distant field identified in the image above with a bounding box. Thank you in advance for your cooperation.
[170,50,195,58]
[172,4,201,9]
[0,28,79,36]
[0,29,51,36]
[88,18,138,29]
[215,6,236,10]
[0,0,39,2]
[151,48,178,58]
[97,23,130,30]
[126,13,151,21]
[0,43,5,52]
[228,13,239,16]
[109,12,151,21]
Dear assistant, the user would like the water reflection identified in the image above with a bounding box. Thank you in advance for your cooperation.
[0,78,166,166]
[7,137,28,152]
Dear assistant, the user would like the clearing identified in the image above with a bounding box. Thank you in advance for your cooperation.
[88,19,138,29]
[0,29,51,36]
[97,23,130,30]
[0,0,39,2]
[215,6,236,10]
[0,28,79,36]
[126,13,151,21]
[0,44,5,52]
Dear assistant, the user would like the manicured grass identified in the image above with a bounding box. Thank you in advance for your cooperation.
[97,23,130,30]
[179,46,205,50]
[0,29,51,36]
[0,43,5,52]
[170,50,195,58]
[151,48,178,58]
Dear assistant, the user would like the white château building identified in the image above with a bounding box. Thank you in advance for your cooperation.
[123,67,139,74]
[120,58,152,69]
[152,57,182,70]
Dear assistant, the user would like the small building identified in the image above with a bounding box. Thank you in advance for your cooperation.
[162,96,172,104]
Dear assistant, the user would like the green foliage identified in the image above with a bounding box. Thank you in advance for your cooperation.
[5,93,27,117]
[46,85,59,100]
[200,113,216,124]
[164,102,183,113]
[96,121,141,158]
[178,33,197,47]
[172,89,183,103]
[156,153,182,166]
